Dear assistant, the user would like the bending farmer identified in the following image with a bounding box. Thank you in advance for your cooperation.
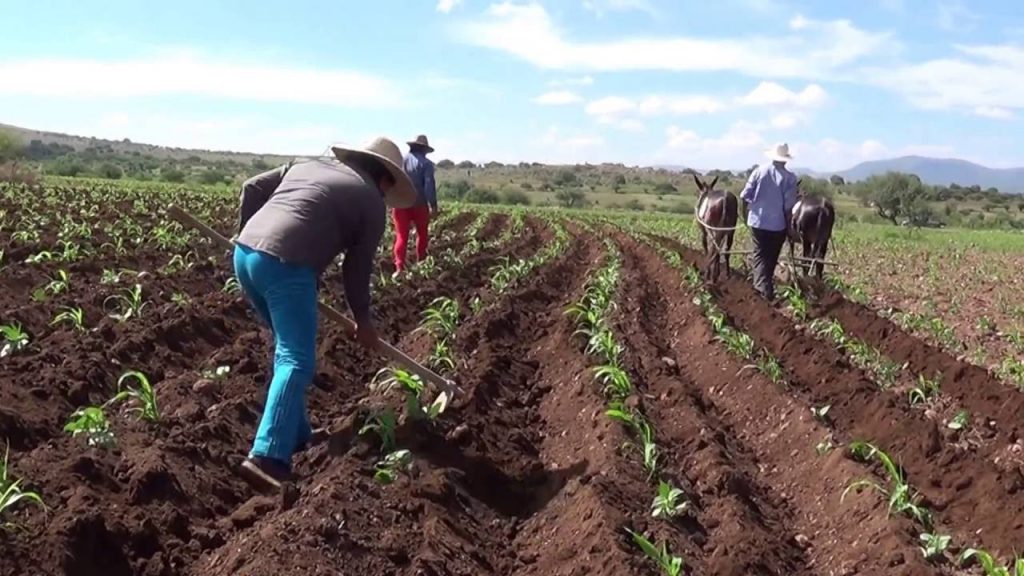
[233,137,416,490]
[740,143,798,301]
[392,134,438,277]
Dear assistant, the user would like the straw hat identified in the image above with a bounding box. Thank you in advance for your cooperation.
[766,142,793,162]
[331,137,417,208]
[407,134,435,153]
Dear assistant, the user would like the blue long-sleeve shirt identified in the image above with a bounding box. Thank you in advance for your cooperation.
[740,162,798,232]
[403,151,437,209]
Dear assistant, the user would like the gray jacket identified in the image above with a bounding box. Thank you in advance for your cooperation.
[235,158,385,324]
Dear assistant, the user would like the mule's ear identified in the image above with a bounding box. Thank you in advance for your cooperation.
[692,173,702,189]
[710,176,719,189]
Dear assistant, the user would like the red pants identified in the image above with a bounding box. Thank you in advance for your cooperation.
[392,205,431,271]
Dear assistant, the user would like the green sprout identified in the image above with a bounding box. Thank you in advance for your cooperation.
[359,408,398,454]
[373,449,413,485]
[919,532,951,560]
[63,406,116,448]
[625,528,684,576]
[108,370,160,423]
[50,306,86,332]
[651,480,690,519]
[0,444,46,531]
[0,323,30,358]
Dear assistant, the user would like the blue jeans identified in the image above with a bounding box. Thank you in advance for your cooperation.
[233,244,318,467]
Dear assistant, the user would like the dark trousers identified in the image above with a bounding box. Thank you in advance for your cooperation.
[751,227,787,300]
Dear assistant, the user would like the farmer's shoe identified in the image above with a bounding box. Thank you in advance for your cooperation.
[239,456,292,492]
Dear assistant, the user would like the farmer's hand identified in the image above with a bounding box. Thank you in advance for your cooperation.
[355,321,381,351]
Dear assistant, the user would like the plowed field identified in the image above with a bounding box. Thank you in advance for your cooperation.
[1,181,1021,575]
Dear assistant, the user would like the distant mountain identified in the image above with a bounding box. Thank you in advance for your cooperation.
[834,156,1024,194]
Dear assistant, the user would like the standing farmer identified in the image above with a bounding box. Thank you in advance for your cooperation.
[740,143,799,301]
[392,134,438,277]
[233,137,416,490]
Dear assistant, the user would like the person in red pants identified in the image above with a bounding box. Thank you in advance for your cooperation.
[392,134,438,277]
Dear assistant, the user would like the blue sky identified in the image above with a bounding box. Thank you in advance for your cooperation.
[1,0,1022,171]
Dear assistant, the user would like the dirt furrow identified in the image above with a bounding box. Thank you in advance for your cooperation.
[197,225,646,575]
[616,232,946,575]
[611,234,808,575]
[650,234,1024,558]
[0,214,541,576]
[812,291,1024,447]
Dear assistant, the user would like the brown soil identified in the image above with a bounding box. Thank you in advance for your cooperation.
[650,232,1024,561]
[2,193,1021,576]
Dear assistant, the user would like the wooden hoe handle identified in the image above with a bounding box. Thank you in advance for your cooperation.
[166,205,462,397]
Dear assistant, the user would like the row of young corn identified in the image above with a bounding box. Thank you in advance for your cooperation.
[567,238,686,575]
[628,227,1021,573]
[358,210,543,485]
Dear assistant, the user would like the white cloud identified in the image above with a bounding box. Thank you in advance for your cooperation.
[586,94,725,120]
[437,0,464,13]
[865,43,1024,116]
[737,81,828,108]
[582,0,658,17]
[536,126,606,162]
[975,106,1015,119]
[455,3,893,79]
[533,90,584,105]
[937,0,980,31]
[770,112,804,129]
[657,121,954,171]
[548,75,595,86]
[586,96,637,117]
[0,52,402,108]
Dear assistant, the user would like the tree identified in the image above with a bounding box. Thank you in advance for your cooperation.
[162,168,186,183]
[555,188,586,208]
[96,162,123,180]
[554,169,578,187]
[200,169,228,185]
[465,187,499,204]
[798,177,834,200]
[854,171,937,227]
[456,160,474,169]
[251,158,270,170]
[611,173,627,193]
[501,189,531,205]
[0,129,23,162]
[437,159,455,169]
[829,174,845,186]
[440,179,471,200]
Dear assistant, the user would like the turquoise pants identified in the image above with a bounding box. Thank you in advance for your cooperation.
[233,244,318,467]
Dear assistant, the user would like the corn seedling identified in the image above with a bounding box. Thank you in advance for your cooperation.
[50,306,85,332]
[0,444,45,531]
[780,284,809,320]
[996,356,1024,390]
[909,374,942,406]
[372,367,449,421]
[108,370,160,423]
[222,277,241,294]
[607,403,658,478]
[359,408,398,453]
[651,480,690,519]
[373,449,413,485]
[593,364,633,399]
[946,409,970,431]
[843,441,932,529]
[919,532,951,560]
[171,292,192,308]
[64,406,116,448]
[0,323,30,358]
[958,548,1024,576]
[716,328,756,360]
[815,437,834,456]
[811,404,831,424]
[105,284,148,322]
[625,528,684,576]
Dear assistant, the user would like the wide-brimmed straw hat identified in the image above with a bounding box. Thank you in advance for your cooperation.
[331,137,417,208]
[407,134,435,153]
[766,142,793,162]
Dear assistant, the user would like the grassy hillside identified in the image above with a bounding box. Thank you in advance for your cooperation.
[2,122,1023,230]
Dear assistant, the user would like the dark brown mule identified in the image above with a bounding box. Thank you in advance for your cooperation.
[787,179,836,279]
[694,174,739,283]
